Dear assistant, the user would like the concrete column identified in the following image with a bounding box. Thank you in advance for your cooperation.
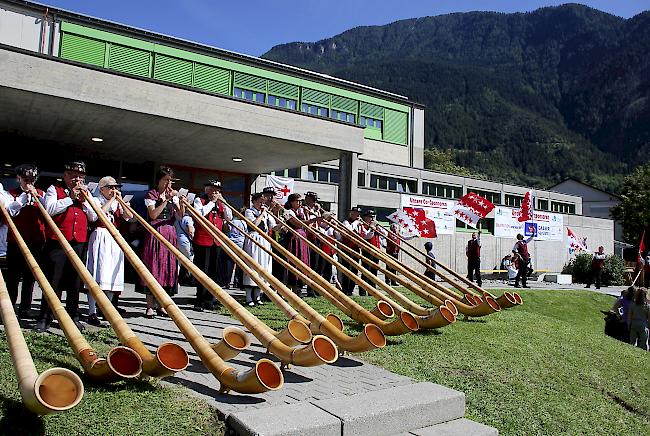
[338,151,358,220]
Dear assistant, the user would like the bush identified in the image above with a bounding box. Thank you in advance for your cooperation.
[562,253,625,285]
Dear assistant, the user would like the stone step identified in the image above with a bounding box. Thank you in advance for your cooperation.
[404,418,498,436]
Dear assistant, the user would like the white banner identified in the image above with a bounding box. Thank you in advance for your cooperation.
[494,206,563,241]
[400,195,455,235]
[265,175,294,204]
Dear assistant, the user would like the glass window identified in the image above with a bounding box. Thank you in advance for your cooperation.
[307,167,317,181]
[331,110,339,120]
[347,113,355,123]
[244,90,253,101]
[537,199,548,211]
[376,120,382,129]
[505,194,524,207]
[279,97,286,106]
[302,103,308,112]
[360,116,366,126]
[330,169,339,183]
[370,174,379,188]
[379,177,388,190]
[358,171,366,187]
[268,95,276,105]
[234,88,243,98]
[287,100,296,110]
[389,178,398,191]
[287,167,301,178]
[317,170,329,182]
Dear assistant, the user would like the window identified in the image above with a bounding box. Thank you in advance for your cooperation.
[422,182,462,199]
[302,103,328,117]
[331,109,355,123]
[233,87,265,103]
[369,174,416,193]
[359,116,382,129]
[307,166,339,183]
[505,194,524,207]
[537,199,549,211]
[455,218,495,234]
[468,189,501,205]
[551,201,575,214]
[358,171,366,187]
[271,168,301,178]
[268,95,297,110]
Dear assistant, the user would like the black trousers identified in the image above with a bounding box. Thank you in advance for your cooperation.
[360,254,379,296]
[587,267,603,288]
[386,252,399,284]
[306,248,323,297]
[467,258,482,286]
[6,241,44,312]
[515,260,528,287]
[193,244,225,305]
[39,240,86,322]
[340,248,360,295]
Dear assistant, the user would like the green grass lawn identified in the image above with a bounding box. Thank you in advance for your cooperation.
[241,289,650,435]
[0,327,222,435]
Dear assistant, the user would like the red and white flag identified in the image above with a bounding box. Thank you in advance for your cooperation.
[448,192,495,229]
[567,227,587,254]
[265,175,294,204]
[639,228,646,265]
[387,207,437,238]
[518,191,534,222]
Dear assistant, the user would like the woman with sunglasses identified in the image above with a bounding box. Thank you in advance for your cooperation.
[85,176,133,326]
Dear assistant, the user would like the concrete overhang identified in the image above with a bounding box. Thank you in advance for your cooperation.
[0,47,365,173]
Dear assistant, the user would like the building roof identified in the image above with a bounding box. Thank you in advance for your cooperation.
[549,177,621,200]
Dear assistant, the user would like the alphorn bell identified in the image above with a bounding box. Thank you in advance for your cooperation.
[29,189,188,377]
[0,205,142,382]
[0,271,84,415]
[222,199,419,336]
[283,214,457,329]
[81,191,283,394]
[182,199,386,353]
[117,196,338,368]
[328,218,502,317]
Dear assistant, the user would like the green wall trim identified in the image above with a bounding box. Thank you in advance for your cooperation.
[59,21,411,144]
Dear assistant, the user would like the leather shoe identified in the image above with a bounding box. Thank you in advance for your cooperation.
[35,319,49,333]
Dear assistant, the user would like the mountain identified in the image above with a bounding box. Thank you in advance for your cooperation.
[263,4,650,192]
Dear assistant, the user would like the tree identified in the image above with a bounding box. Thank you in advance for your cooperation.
[611,162,650,244]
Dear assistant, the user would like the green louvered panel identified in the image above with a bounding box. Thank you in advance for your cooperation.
[107,44,150,77]
[60,32,106,67]
[194,64,230,95]
[268,80,299,99]
[331,95,357,113]
[383,109,408,144]
[153,54,193,86]
[302,88,330,106]
[360,102,384,119]
[234,72,266,92]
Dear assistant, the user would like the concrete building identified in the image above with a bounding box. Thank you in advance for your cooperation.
[0,0,613,275]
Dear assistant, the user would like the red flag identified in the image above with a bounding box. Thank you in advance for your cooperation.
[396,207,438,238]
[450,192,495,228]
[518,191,533,222]
[639,228,647,264]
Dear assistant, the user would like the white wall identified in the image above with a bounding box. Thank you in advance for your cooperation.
[0,3,58,54]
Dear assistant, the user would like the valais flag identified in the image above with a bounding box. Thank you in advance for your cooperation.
[449,192,495,228]
[387,207,437,238]
[518,191,534,222]
[567,227,586,254]
[639,228,646,264]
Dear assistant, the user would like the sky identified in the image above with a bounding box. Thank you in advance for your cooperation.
[40,0,649,56]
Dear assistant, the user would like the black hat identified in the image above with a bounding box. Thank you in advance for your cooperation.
[305,191,318,200]
[15,164,38,180]
[204,179,222,188]
[350,206,363,213]
[64,161,86,173]
[262,187,276,195]
[362,209,376,217]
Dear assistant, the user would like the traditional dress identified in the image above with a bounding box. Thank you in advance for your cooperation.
[466,235,482,286]
[513,236,533,288]
[141,189,178,295]
[85,196,127,315]
[284,207,310,290]
[41,182,98,323]
[5,186,46,316]
[243,207,276,303]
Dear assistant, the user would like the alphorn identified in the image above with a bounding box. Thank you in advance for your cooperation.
[222,200,419,336]
[182,199,386,353]
[29,190,188,377]
[0,271,84,415]
[323,218,498,317]
[81,191,283,394]
[282,213,457,329]
[347,220,520,308]
[0,205,142,382]
[329,218,502,316]
[117,196,338,368]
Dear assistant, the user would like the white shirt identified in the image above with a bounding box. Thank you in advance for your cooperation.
[44,184,98,222]
[193,196,233,220]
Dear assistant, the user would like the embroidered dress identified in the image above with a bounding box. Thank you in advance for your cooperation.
[243,207,276,287]
[86,196,125,292]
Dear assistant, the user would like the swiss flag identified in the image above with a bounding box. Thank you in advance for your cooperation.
[518,191,533,222]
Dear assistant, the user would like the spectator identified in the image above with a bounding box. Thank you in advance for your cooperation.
[628,287,650,350]
[228,208,247,289]
[424,241,436,280]
[385,223,401,286]
[502,253,518,284]
[613,286,635,329]
[513,233,533,288]
[642,252,650,289]
[174,212,194,286]
[466,230,482,287]
[585,246,606,289]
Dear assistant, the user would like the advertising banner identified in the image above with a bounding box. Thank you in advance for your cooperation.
[494,206,563,240]
[400,195,455,235]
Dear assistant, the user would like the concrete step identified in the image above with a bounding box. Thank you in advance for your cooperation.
[404,418,498,436]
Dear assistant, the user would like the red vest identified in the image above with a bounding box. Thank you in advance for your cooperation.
[386,233,400,255]
[592,255,605,269]
[467,239,481,259]
[360,223,381,249]
[193,197,225,247]
[48,184,89,243]
[515,240,529,260]
[341,220,359,249]
[7,187,46,244]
